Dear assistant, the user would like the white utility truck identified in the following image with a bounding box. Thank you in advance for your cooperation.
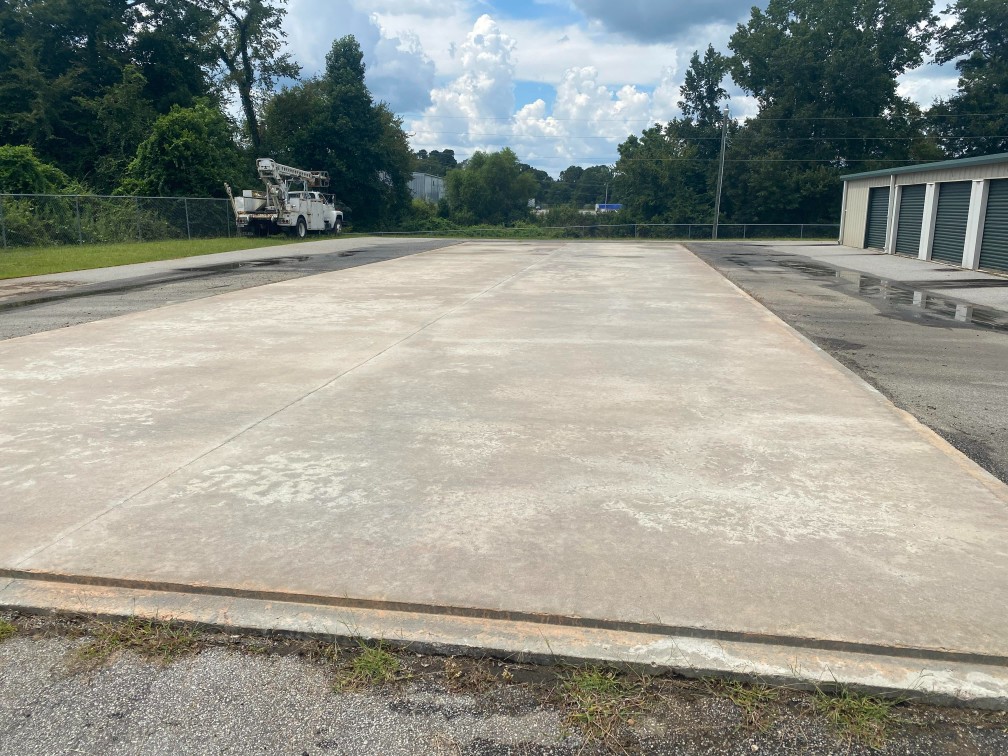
[226,158,343,237]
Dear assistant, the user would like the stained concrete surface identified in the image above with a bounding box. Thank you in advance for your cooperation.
[689,242,1008,484]
[1,241,1007,692]
[0,236,455,340]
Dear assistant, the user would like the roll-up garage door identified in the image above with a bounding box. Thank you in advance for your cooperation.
[894,184,926,257]
[931,181,972,264]
[979,179,1008,272]
[864,187,889,249]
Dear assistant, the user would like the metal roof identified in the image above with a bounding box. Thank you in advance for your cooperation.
[842,152,1008,181]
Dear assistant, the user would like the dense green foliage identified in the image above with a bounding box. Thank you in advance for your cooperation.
[120,102,246,197]
[0,0,1003,233]
[929,0,1008,156]
[444,149,538,225]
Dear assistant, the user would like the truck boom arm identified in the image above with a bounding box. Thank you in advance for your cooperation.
[256,158,329,188]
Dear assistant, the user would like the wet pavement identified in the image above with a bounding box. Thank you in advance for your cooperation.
[2,240,1007,704]
[0,238,457,340]
[714,250,1008,333]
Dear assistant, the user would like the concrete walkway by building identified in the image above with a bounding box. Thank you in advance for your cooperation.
[1,241,1006,704]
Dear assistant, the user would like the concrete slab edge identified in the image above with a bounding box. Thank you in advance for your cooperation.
[2,576,1006,711]
[689,245,1008,500]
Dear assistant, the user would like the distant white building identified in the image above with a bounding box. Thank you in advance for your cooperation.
[409,172,445,204]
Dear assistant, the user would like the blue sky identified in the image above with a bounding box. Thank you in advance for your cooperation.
[283,1,959,175]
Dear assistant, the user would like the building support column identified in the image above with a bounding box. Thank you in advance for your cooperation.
[962,179,989,270]
[883,174,898,253]
[919,183,938,260]
[838,181,849,244]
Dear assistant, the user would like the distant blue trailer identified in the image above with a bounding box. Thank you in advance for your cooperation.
[595,203,623,213]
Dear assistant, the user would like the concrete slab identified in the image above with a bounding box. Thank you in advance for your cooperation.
[2,241,1007,701]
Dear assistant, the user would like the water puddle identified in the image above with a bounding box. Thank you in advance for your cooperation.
[726,253,1008,333]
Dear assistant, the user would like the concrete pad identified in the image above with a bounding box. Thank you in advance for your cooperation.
[2,241,1007,701]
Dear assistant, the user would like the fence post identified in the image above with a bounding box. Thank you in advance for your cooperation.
[224,199,231,238]
[75,196,82,244]
[743,224,748,239]
[184,198,191,241]
[687,224,692,239]
[0,195,7,249]
[134,196,142,241]
[634,224,638,238]
[800,224,805,239]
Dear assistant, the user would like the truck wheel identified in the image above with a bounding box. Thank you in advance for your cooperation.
[296,217,307,238]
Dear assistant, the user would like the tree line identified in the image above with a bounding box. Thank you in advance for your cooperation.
[0,0,1004,231]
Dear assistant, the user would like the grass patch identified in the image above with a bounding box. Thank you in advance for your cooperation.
[812,686,897,748]
[335,640,404,689]
[558,667,651,745]
[706,679,781,732]
[0,619,16,642]
[75,616,201,666]
[0,236,304,279]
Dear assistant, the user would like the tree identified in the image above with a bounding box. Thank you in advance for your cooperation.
[120,100,245,196]
[614,48,730,223]
[930,0,1008,157]
[0,144,74,193]
[680,45,729,131]
[194,0,299,151]
[413,149,458,176]
[727,0,939,222]
[261,36,413,226]
[444,149,537,225]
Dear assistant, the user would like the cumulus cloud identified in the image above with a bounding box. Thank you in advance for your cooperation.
[410,15,689,173]
[285,0,436,111]
[571,0,755,41]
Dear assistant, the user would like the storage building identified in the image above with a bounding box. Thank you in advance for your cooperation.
[839,153,1008,273]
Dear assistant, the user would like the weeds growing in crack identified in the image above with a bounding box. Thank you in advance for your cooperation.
[557,666,653,749]
[705,678,781,732]
[0,618,16,642]
[335,640,405,689]
[812,685,897,749]
[75,616,200,666]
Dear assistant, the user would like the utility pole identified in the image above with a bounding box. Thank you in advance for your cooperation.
[713,105,729,240]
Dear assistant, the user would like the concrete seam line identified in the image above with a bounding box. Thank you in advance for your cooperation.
[2,569,1006,669]
[10,244,565,569]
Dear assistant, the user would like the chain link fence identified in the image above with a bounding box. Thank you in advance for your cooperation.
[378,223,841,241]
[0,194,235,249]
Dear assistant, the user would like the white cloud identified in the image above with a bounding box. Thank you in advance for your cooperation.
[284,0,436,111]
[409,16,684,173]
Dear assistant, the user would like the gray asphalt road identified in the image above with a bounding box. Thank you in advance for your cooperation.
[689,242,1008,484]
[2,625,1006,756]
[0,239,455,341]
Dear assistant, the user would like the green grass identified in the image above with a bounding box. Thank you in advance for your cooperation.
[559,667,650,745]
[335,640,403,689]
[706,678,781,732]
[75,616,201,666]
[0,236,305,280]
[813,686,898,748]
[0,619,16,642]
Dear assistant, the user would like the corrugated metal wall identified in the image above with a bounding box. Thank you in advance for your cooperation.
[843,162,1008,264]
[979,179,1008,272]
[865,187,890,248]
[409,173,445,203]
[932,181,972,264]
[894,184,926,256]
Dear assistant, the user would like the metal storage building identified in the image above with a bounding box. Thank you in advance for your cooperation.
[839,153,1008,273]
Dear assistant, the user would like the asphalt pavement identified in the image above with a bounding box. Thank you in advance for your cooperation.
[0,236,457,341]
